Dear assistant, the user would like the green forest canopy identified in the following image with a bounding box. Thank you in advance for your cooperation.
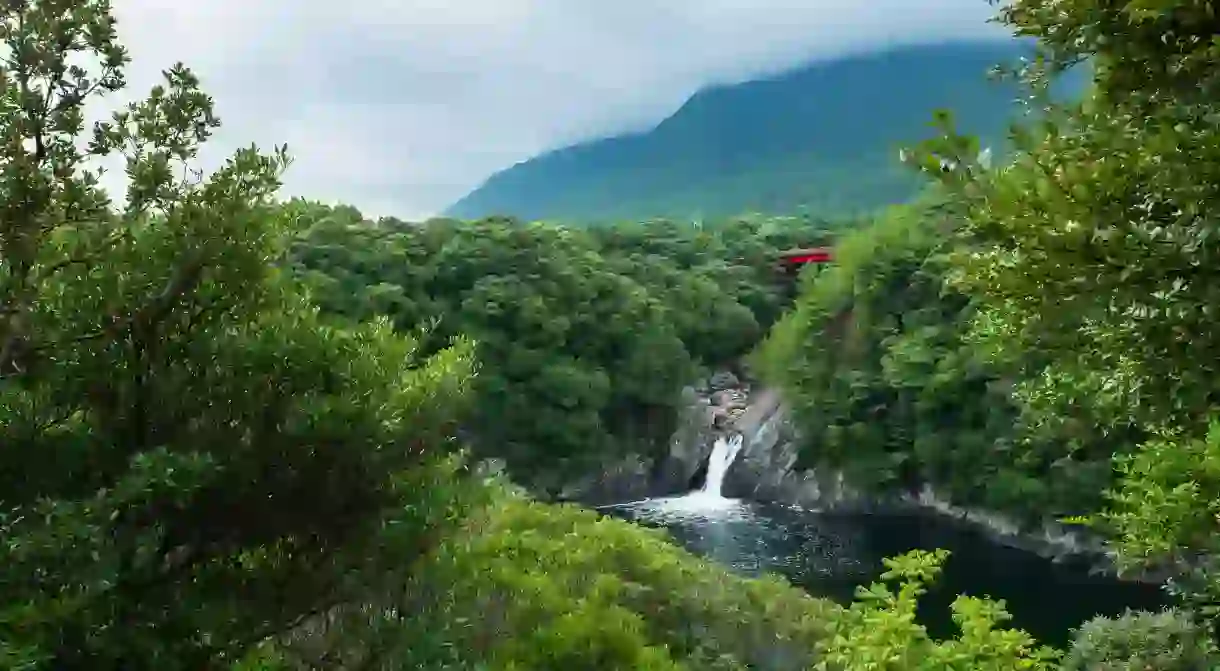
[286,207,837,493]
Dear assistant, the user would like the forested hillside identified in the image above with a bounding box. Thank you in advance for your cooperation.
[445,41,1076,223]
[755,201,1115,523]
[5,0,1220,669]
[286,207,836,493]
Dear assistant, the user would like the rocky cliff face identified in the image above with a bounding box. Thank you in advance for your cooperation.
[555,370,758,505]
[706,381,1146,580]
[721,398,866,510]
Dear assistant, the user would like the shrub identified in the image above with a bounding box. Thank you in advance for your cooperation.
[1062,609,1220,671]
[275,485,841,670]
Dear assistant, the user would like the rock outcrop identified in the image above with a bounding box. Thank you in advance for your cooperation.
[555,369,763,504]
[562,369,863,506]
[555,380,734,505]
[721,397,866,510]
[666,371,754,491]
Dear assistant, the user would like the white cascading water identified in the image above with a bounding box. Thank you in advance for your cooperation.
[596,432,749,521]
[696,433,744,498]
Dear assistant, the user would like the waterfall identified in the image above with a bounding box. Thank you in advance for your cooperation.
[595,432,747,519]
[697,434,744,498]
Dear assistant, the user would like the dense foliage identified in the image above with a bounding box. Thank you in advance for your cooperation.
[7,0,1220,669]
[341,486,838,670]
[1060,609,1217,671]
[754,200,1118,522]
[927,0,1220,630]
[286,207,832,491]
[0,1,476,668]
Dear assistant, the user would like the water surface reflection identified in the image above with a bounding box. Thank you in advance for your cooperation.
[605,494,1168,647]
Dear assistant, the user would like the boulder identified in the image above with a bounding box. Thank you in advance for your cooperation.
[708,370,740,391]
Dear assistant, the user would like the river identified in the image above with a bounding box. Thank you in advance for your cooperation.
[603,493,1168,648]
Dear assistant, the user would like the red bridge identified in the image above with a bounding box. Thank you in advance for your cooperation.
[772,247,833,296]
[776,247,833,267]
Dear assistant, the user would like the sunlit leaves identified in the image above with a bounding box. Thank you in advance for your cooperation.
[1100,421,1220,574]
[816,549,1060,670]
[362,489,837,670]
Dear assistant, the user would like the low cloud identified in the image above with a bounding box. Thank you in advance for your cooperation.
[105,1,1008,219]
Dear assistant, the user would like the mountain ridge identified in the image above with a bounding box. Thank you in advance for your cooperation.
[444,40,1067,223]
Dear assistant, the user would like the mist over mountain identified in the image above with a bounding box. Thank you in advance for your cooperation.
[444,40,1076,222]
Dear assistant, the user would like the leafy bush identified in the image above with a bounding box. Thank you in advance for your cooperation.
[1062,609,1219,671]
[285,487,842,670]
[815,549,1061,671]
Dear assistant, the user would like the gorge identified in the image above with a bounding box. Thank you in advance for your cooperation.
[596,373,1168,647]
[572,368,1125,571]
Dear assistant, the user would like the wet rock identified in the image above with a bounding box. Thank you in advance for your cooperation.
[708,370,740,391]
[556,454,655,506]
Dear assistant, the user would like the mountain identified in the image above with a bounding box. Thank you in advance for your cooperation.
[444,40,1082,223]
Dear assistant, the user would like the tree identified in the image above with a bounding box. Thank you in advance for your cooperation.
[754,204,1104,521]
[907,1,1220,438]
[904,0,1220,637]
[0,1,475,667]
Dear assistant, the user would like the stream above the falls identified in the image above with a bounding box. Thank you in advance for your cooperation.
[603,494,1169,648]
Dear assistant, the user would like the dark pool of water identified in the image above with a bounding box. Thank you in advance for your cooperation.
[605,494,1168,647]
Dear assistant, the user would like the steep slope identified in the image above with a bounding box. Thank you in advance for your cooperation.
[444,41,1069,223]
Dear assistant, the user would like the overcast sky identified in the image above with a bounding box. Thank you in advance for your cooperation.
[107,1,1009,219]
